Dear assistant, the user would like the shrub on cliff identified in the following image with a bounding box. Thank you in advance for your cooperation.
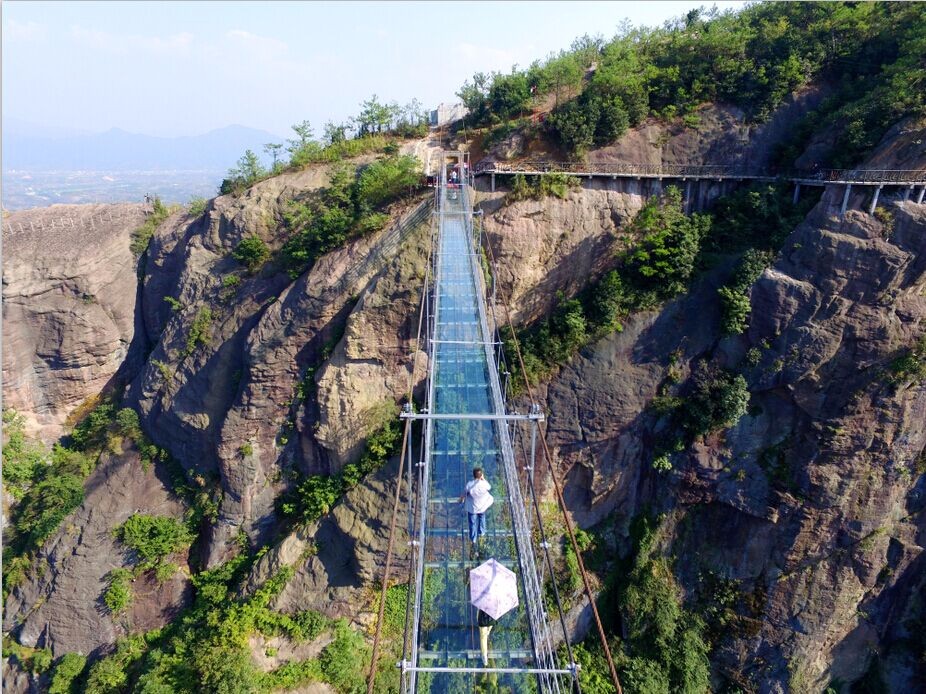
[118,514,194,567]
[103,568,133,614]
[355,155,421,211]
[280,411,400,523]
[621,187,711,301]
[130,197,171,257]
[888,335,926,386]
[232,235,270,273]
[681,363,750,437]
[48,653,88,694]
[718,249,774,335]
[220,149,267,195]
[282,157,422,278]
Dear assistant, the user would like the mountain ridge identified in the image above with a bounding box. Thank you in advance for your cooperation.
[2,123,281,171]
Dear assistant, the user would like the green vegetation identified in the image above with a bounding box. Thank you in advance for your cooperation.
[318,620,372,693]
[2,410,47,500]
[2,638,54,675]
[568,515,711,693]
[221,96,427,196]
[220,150,267,195]
[280,410,400,522]
[2,404,160,600]
[232,235,270,273]
[187,197,208,217]
[706,183,819,256]
[504,181,816,396]
[505,187,707,389]
[457,35,599,126]
[459,4,926,165]
[183,306,213,356]
[163,296,182,311]
[622,187,711,300]
[718,249,774,335]
[281,156,421,278]
[507,172,581,202]
[118,514,194,568]
[675,362,750,440]
[381,583,409,636]
[130,197,171,257]
[49,652,88,694]
[87,554,364,694]
[355,153,421,209]
[104,568,134,614]
[888,335,926,386]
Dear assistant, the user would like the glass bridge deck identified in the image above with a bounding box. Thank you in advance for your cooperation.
[413,192,538,692]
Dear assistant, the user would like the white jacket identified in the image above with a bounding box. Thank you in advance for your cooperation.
[464,478,493,514]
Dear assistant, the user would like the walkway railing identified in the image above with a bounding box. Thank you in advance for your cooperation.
[474,160,926,184]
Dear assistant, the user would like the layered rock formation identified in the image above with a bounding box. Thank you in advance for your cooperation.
[2,204,145,441]
[3,447,190,658]
[126,165,430,565]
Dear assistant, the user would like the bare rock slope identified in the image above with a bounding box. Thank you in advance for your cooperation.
[2,204,145,441]
[3,448,190,658]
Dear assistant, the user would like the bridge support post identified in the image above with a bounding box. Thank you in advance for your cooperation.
[490,173,495,193]
[903,185,912,205]
[793,183,801,205]
[868,185,883,215]
[917,186,925,205]
[840,184,852,217]
[685,180,692,213]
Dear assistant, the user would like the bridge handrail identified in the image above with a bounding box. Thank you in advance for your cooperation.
[473,160,926,183]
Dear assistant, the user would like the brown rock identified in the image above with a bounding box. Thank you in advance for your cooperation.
[3,447,191,657]
[2,204,145,441]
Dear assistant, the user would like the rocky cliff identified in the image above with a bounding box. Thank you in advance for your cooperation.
[474,120,926,691]
[2,204,146,441]
[3,115,924,692]
[4,447,190,658]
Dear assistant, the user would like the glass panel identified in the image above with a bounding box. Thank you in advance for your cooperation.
[415,190,537,691]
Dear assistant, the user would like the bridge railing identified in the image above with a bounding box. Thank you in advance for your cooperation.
[473,160,926,184]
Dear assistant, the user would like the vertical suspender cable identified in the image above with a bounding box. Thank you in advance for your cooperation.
[482,222,624,694]
[368,197,435,694]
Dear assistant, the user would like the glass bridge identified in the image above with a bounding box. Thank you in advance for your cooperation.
[399,153,576,694]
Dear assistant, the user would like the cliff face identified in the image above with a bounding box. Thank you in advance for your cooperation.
[125,166,429,566]
[2,203,145,441]
[3,117,924,692]
[3,447,190,658]
[537,195,926,690]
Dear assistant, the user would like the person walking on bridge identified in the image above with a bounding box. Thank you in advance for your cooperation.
[460,467,493,559]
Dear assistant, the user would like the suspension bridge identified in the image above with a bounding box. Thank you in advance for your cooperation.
[369,153,620,693]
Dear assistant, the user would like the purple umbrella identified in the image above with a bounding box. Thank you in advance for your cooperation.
[470,559,519,620]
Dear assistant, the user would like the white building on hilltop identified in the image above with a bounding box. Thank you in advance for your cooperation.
[430,103,469,127]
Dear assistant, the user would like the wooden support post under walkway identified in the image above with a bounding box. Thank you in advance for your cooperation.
[918,186,926,205]
[793,183,801,205]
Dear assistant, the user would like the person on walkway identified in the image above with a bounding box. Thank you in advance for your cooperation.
[477,608,497,666]
[460,467,493,558]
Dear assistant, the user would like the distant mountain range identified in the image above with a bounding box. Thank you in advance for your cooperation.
[2,123,281,171]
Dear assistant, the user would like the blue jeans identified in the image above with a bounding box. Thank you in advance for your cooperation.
[468,512,486,543]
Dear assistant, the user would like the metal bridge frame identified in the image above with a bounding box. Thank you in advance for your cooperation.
[401,152,578,694]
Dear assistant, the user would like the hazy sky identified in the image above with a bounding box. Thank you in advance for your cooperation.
[3,0,748,139]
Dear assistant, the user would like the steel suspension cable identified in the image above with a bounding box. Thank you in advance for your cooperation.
[368,204,435,694]
[480,212,579,692]
[482,224,624,694]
